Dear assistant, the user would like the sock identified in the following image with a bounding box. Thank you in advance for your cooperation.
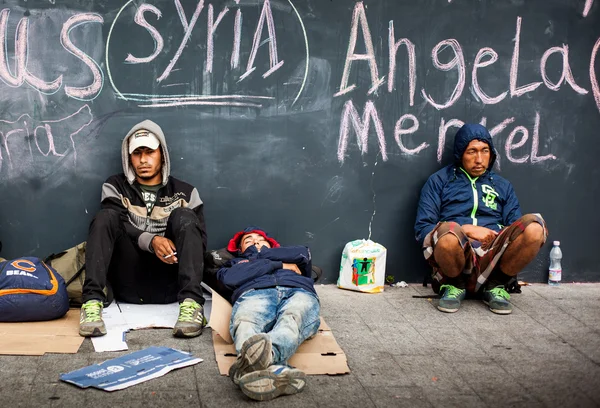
[486,268,514,290]
[444,274,466,290]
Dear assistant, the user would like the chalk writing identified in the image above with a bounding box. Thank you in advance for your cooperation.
[0,9,103,100]
[106,0,306,108]
[334,5,598,164]
[336,99,556,167]
[0,105,93,174]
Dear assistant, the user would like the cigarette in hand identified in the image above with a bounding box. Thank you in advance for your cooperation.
[163,252,177,259]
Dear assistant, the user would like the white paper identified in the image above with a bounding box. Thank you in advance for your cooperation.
[91,295,212,353]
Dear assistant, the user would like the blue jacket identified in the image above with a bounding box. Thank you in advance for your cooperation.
[217,245,317,304]
[414,124,522,246]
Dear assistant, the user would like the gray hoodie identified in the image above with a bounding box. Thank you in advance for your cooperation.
[121,120,171,186]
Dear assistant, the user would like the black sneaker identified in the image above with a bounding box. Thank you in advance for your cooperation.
[483,286,513,314]
[229,334,273,385]
[437,284,466,313]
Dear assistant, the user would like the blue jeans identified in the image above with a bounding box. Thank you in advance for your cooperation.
[229,287,321,365]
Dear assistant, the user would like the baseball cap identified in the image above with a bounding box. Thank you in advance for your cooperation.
[128,129,160,154]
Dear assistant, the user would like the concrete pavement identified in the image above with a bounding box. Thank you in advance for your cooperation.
[1,283,599,407]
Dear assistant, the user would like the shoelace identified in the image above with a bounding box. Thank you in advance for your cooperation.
[178,302,200,322]
[440,284,464,299]
[82,302,102,322]
[488,286,510,300]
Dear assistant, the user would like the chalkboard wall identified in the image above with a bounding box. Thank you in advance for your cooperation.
[0,0,598,283]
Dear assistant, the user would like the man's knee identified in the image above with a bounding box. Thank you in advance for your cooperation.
[521,222,545,247]
[90,209,120,231]
[168,207,199,231]
[434,231,463,253]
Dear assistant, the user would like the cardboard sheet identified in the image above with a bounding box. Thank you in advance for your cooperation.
[0,309,84,355]
[208,289,349,376]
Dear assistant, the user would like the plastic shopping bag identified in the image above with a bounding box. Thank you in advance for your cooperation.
[337,239,387,293]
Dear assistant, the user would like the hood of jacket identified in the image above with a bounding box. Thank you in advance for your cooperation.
[121,120,171,185]
[453,123,497,170]
[227,226,281,253]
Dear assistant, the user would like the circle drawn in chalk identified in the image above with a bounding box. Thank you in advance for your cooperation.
[106,0,309,106]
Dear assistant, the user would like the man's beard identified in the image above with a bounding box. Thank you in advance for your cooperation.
[137,168,161,180]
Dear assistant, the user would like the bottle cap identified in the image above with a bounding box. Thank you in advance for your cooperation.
[553,241,560,246]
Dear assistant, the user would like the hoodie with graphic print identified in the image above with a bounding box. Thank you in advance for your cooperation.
[414,124,521,246]
[100,119,207,254]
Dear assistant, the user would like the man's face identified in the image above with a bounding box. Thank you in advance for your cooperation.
[130,146,163,184]
[461,140,491,177]
[240,233,271,253]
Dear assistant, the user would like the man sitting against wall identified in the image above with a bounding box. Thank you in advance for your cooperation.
[79,120,208,338]
[415,123,547,314]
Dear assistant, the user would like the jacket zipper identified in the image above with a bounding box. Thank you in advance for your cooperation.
[460,168,479,226]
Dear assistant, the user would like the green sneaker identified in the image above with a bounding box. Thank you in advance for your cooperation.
[173,298,207,338]
[483,286,513,314]
[437,284,466,313]
[229,334,273,385]
[79,300,106,337]
[239,365,307,401]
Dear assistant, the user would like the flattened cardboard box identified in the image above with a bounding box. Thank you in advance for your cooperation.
[208,288,349,376]
[0,309,84,355]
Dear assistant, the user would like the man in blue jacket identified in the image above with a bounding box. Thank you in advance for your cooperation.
[415,124,547,315]
[216,227,320,401]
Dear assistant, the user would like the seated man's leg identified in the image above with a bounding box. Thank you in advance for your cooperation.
[229,288,278,384]
[237,287,319,402]
[425,222,470,313]
[481,214,547,314]
[498,214,547,277]
[81,209,141,336]
[165,207,207,337]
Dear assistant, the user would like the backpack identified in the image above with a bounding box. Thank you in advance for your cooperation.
[0,257,69,321]
[44,242,113,306]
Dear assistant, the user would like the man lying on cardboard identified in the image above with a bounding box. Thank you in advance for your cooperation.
[206,226,320,402]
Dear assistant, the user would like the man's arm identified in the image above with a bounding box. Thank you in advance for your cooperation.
[217,259,284,290]
[502,183,522,226]
[256,246,312,277]
[100,181,149,248]
[188,188,208,253]
[414,174,443,245]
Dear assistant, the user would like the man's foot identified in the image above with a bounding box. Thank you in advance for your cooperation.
[173,298,207,338]
[239,365,307,401]
[229,334,273,385]
[437,284,466,313]
[79,300,106,337]
[483,286,513,314]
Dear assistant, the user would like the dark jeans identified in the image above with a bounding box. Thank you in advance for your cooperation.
[83,208,205,305]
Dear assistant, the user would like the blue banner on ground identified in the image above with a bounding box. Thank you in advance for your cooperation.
[60,346,202,391]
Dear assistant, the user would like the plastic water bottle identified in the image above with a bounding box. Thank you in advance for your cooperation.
[548,241,562,286]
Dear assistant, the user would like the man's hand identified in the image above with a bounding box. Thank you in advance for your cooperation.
[282,263,301,275]
[461,225,498,244]
[152,236,178,264]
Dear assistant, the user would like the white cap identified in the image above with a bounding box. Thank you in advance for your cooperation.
[128,129,160,154]
[553,241,560,246]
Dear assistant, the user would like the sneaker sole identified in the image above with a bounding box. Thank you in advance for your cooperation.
[79,326,107,337]
[437,305,460,313]
[229,334,272,385]
[483,300,513,315]
[172,327,203,338]
[239,369,306,401]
